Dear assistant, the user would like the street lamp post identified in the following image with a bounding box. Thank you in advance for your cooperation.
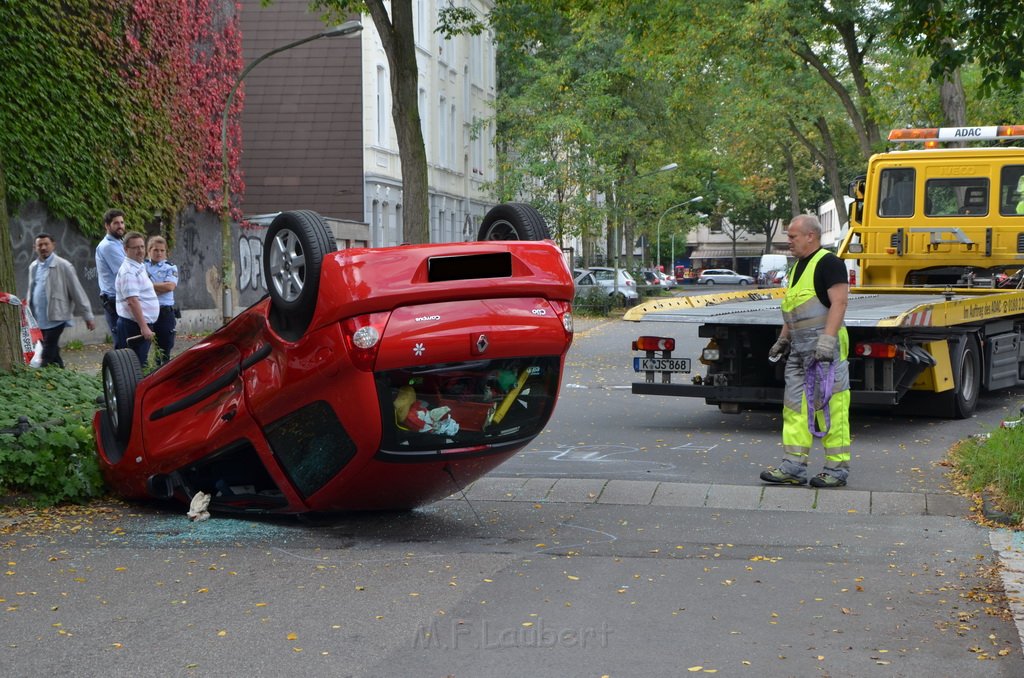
[219,20,363,324]
[611,162,678,296]
[656,196,703,273]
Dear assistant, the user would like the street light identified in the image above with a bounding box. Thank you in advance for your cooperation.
[611,162,678,295]
[656,196,703,272]
[218,20,363,323]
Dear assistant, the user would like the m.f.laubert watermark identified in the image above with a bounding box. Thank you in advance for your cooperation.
[414,618,612,650]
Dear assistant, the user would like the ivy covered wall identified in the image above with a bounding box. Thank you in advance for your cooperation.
[0,0,243,238]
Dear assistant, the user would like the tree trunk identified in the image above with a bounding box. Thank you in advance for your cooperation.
[814,117,848,231]
[780,143,801,217]
[788,117,848,229]
[940,66,967,128]
[367,0,430,243]
[0,160,23,372]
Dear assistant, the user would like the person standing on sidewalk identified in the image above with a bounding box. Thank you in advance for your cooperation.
[115,232,158,367]
[760,214,851,488]
[95,209,126,346]
[27,234,96,368]
[145,235,178,365]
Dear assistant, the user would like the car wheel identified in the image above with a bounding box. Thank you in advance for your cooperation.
[103,349,142,444]
[705,279,715,286]
[739,279,750,286]
[264,211,336,335]
[477,203,550,240]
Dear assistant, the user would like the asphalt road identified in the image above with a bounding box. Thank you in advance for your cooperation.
[3,305,1024,677]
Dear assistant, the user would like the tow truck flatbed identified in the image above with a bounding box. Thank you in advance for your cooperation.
[627,288,1024,329]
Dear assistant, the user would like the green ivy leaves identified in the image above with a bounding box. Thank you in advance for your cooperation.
[0,0,242,236]
[0,366,103,505]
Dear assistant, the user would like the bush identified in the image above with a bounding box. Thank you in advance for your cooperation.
[0,366,104,505]
[954,424,1024,520]
[573,288,613,316]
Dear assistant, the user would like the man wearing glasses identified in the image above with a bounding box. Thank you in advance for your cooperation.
[114,231,159,367]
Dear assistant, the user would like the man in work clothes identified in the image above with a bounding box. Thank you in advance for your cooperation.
[760,214,851,488]
[95,209,126,346]
[27,233,96,367]
[115,231,159,367]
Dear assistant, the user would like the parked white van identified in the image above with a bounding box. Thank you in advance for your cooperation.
[757,254,790,287]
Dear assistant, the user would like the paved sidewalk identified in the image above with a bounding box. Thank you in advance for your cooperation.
[450,475,968,516]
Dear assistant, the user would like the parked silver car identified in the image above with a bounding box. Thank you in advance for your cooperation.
[574,267,639,301]
[697,268,755,286]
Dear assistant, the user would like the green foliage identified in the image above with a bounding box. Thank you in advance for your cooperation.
[0,1,242,236]
[0,366,104,505]
[893,0,1024,96]
[955,425,1024,520]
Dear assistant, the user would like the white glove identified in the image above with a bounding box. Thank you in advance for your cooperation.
[814,334,837,363]
[768,336,790,362]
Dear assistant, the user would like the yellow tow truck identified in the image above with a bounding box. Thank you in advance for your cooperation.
[628,125,1024,418]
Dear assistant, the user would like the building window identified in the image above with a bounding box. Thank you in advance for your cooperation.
[419,87,428,157]
[449,103,457,169]
[439,96,448,167]
[415,0,426,47]
[376,66,388,147]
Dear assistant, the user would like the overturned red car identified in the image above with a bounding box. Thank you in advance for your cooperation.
[94,203,574,513]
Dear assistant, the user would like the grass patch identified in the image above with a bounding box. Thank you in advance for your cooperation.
[953,425,1024,523]
[0,366,104,505]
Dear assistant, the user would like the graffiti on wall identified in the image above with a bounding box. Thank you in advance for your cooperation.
[9,203,221,314]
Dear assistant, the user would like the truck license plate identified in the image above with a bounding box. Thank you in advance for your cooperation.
[633,357,691,373]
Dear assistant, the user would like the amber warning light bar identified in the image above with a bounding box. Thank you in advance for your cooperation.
[889,125,1024,142]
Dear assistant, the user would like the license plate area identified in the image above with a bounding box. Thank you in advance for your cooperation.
[633,357,691,373]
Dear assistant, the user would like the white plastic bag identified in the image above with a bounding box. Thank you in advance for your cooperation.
[28,340,43,368]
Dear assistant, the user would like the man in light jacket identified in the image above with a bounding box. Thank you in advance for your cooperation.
[27,233,96,368]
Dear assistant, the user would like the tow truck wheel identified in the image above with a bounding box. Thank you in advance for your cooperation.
[103,349,142,444]
[477,203,550,241]
[946,335,981,419]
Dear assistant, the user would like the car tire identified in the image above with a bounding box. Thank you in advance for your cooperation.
[103,349,143,444]
[705,279,715,286]
[477,203,550,241]
[740,279,750,286]
[264,211,336,338]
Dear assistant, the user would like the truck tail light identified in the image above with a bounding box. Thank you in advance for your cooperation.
[854,342,897,358]
[342,311,391,371]
[633,336,675,352]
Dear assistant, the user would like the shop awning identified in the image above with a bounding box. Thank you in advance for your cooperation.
[689,245,781,259]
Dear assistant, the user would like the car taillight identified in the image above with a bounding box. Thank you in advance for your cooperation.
[342,311,390,371]
[633,336,675,351]
[549,300,574,335]
[854,342,896,358]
